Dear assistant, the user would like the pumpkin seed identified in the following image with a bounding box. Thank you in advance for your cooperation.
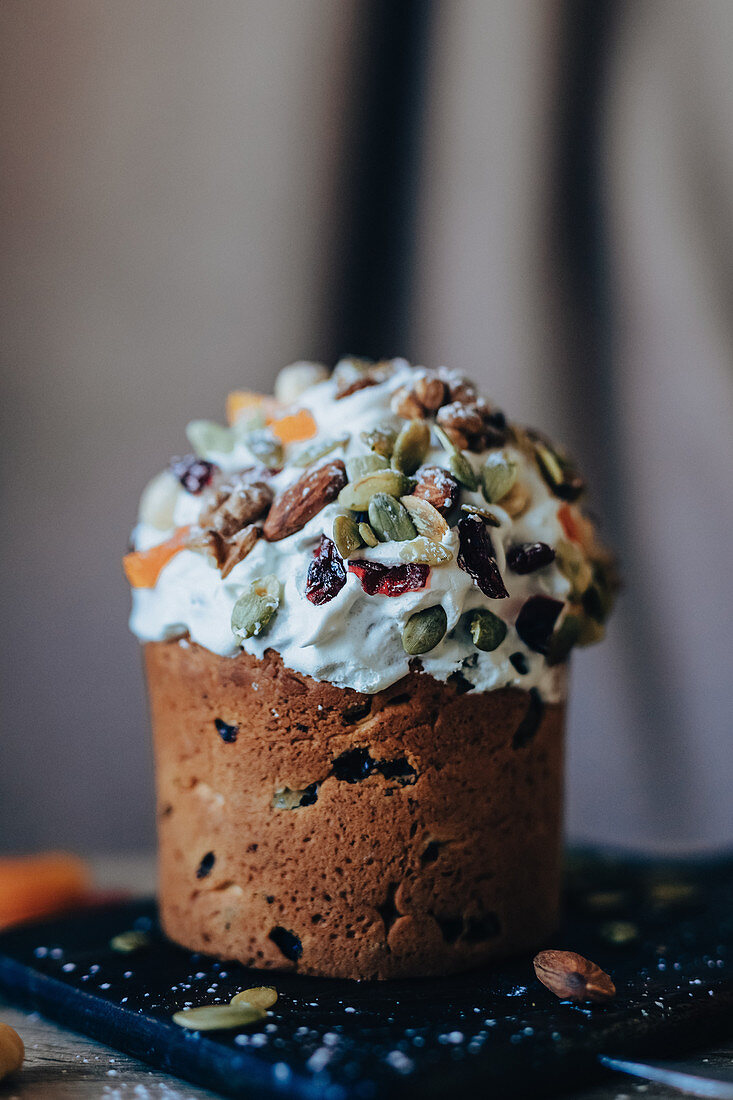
[400,495,448,541]
[398,537,453,565]
[360,425,396,458]
[434,422,479,489]
[230,986,278,1009]
[499,481,531,517]
[110,930,150,953]
[172,1003,266,1031]
[186,419,235,457]
[460,503,501,526]
[481,452,518,503]
[346,453,390,481]
[292,433,349,467]
[577,613,605,647]
[467,608,507,651]
[333,514,362,558]
[338,470,414,511]
[231,575,280,641]
[358,521,378,547]
[555,539,593,598]
[401,605,448,655]
[368,493,417,543]
[448,450,479,491]
[392,419,431,475]
[240,428,284,468]
[534,441,585,501]
[139,470,180,530]
[546,613,581,665]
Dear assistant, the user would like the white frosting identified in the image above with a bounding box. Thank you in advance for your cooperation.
[129,361,572,699]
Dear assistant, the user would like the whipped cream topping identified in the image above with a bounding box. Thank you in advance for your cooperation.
[128,360,613,699]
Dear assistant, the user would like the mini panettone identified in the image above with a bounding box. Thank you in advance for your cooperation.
[126,358,617,979]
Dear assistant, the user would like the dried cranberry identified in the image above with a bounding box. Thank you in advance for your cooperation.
[305,535,346,605]
[507,542,556,574]
[512,687,545,748]
[515,595,563,654]
[348,560,430,596]
[457,516,509,599]
[170,455,216,494]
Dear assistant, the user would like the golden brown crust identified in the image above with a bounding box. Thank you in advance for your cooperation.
[146,641,564,979]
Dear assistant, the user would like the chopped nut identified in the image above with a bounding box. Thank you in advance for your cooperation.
[411,466,460,516]
[533,949,615,1003]
[200,474,273,538]
[414,373,447,411]
[391,386,426,420]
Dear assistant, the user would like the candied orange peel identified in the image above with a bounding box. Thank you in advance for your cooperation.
[123,526,191,588]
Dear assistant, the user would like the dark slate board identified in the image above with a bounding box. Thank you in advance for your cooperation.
[1,852,732,1100]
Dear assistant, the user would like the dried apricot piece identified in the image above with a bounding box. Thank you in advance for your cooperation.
[266,408,317,445]
[123,526,191,589]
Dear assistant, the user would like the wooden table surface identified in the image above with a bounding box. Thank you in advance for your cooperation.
[1,855,731,1100]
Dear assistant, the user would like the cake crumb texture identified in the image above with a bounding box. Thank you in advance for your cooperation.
[148,640,564,979]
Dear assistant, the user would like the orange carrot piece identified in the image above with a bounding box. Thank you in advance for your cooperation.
[122,526,191,589]
[0,853,91,929]
[267,408,317,445]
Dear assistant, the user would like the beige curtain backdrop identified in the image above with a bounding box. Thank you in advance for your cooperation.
[2,0,732,854]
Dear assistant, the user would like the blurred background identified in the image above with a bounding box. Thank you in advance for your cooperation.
[2,0,732,861]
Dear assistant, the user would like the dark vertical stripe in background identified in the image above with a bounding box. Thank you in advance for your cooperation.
[329,0,435,361]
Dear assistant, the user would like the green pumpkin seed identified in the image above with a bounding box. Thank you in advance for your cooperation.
[172,1003,266,1031]
[481,452,518,503]
[231,986,278,1010]
[368,493,417,543]
[555,539,593,599]
[139,470,180,530]
[360,425,396,458]
[467,609,507,651]
[231,575,280,641]
[333,514,362,558]
[392,419,431,475]
[448,450,478,491]
[291,433,349,468]
[358,522,378,547]
[534,441,564,486]
[398,537,453,565]
[240,428,284,468]
[460,503,501,527]
[186,419,235,457]
[401,605,448,655]
[546,614,581,665]
[400,495,448,541]
[338,470,414,511]
[577,613,605,647]
[345,453,390,481]
[110,930,151,953]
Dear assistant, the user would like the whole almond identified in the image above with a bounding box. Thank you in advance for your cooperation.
[263,460,347,541]
[533,950,616,1003]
